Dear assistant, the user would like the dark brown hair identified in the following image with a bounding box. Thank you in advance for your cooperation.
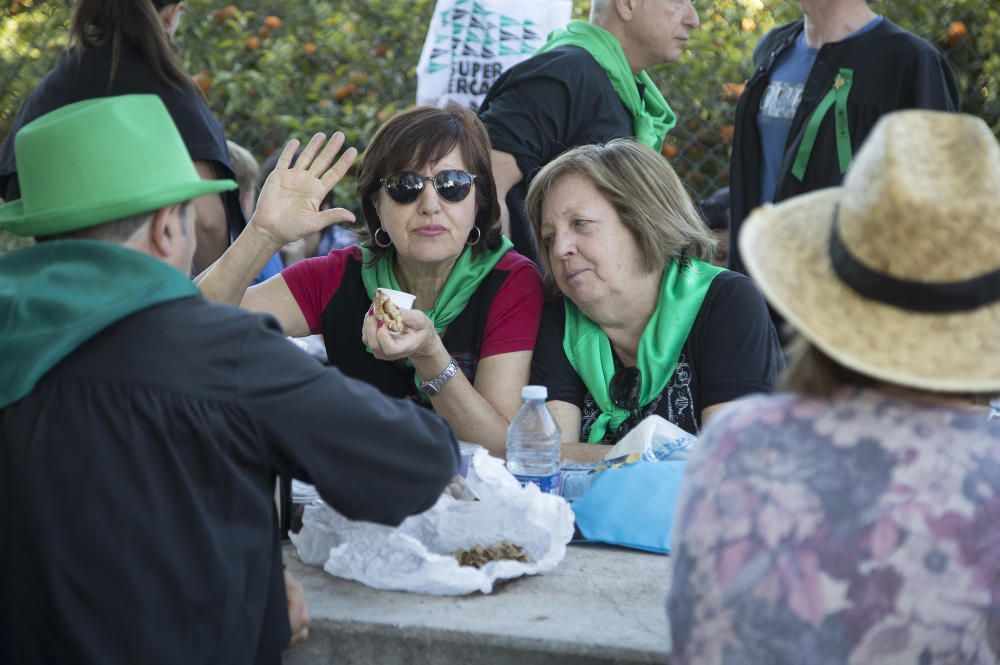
[780,336,873,396]
[356,105,502,263]
[70,0,191,90]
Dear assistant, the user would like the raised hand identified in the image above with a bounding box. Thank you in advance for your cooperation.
[251,132,359,246]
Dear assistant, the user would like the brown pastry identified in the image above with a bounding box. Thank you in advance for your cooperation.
[373,290,404,333]
[452,541,532,569]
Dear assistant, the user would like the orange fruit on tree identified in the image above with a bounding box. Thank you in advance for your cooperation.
[721,82,746,103]
[333,83,359,102]
[193,72,212,94]
[245,36,260,51]
[741,17,756,32]
[947,21,967,47]
[661,143,678,159]
[264,16,282,29]
[258,26,272,38]
[302,42,318,55]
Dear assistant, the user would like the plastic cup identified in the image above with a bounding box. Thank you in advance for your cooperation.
[458,441,484,478]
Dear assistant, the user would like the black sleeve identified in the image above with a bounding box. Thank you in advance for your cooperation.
[529,298,586,408]
[688,272,785,407]
[479,47,628,181]
[912,41,960,111]
[235,314,459,526]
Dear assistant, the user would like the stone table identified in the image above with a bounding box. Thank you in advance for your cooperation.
[282,541,673,665]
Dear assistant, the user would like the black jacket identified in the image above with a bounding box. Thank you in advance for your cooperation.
[1,298,458,665]
[728,19,959,275]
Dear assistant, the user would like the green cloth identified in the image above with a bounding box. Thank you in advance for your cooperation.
[360,237,513,397]
[0,240,200,408]
[792,68,855,181]
[563,259,724,443]
[0,95,234,237]
[535,20,676,151]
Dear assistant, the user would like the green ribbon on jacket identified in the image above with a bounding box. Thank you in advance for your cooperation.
[563,259,724,443]
[360,238,513,397]
[535,20,676,151]
[0,240,200,409]
[792,68,855,181]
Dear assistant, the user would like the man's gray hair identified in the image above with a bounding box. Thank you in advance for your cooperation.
[589,0,612,24]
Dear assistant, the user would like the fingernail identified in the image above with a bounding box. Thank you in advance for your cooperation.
[376,320,384,329]
[367,305,374,317]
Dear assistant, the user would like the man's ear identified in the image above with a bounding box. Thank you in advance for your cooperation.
[148,204,179,259]
[613,0,639,22]
[160,2,183,33]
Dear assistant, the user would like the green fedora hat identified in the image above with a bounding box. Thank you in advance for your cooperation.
[0,94,236,237]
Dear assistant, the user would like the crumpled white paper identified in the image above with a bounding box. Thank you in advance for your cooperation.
[601,415,697,462]
[290,447,575,595]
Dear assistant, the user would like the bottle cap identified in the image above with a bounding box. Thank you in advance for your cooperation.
[521,385,547,400]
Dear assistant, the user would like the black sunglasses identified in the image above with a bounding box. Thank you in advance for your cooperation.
[609,366,643,439]
[380,169,477,205]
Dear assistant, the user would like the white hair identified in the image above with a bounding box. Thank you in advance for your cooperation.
[589,0,613,23]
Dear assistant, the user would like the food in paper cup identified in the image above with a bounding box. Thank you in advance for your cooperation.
[373,288,414,333]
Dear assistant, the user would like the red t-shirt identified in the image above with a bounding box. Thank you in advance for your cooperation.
[282,246,542,360]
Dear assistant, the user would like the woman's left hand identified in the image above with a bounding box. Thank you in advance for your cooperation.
[361,307,442,364]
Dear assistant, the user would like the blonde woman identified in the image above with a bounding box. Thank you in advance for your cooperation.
[525,138,783,461]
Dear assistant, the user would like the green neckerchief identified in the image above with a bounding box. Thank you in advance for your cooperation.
[535,19,676,151]
[0,239,200,408]
[792,68,855,181]
[360,237,513,398]
[563,258,724,443]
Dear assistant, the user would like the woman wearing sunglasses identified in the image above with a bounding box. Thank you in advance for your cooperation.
[199,106,543,454]
[525,138,784,461]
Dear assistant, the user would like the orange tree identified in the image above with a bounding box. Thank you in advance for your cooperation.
[2,0,998,218]
[653,0,1000,198]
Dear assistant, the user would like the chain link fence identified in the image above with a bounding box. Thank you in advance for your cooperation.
[653,0,998,202]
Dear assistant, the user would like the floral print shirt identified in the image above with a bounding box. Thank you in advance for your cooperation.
[668,389,1000,664]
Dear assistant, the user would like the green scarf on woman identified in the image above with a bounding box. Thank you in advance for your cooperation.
[563,258,724,442]
[360,237,513,396]
[535,19,676,151]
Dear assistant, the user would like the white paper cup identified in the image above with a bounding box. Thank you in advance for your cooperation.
[376,287,416,310]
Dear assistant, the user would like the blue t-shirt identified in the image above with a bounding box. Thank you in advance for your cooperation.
[252,252,284,285]
[756,16,883,204]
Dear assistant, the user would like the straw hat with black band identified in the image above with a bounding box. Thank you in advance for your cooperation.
[739,109,1000,394]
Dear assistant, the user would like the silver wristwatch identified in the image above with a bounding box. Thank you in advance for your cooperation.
[419,357,459,396]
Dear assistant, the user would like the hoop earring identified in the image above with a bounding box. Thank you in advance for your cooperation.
[466,226,482,246]
[374,227,393,248]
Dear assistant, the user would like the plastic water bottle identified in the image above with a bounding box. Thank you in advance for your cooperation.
[506,385,562,495]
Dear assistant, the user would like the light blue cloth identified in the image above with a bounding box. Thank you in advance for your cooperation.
[252,252,284,285]
[571,460,686,554]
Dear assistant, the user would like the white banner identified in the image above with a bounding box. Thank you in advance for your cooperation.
[416,0,572,111]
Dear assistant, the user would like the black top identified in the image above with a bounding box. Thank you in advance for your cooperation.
[0,44,245,238]
[479,46,633,263]
[531,271,784,442]
[728,18,959,275]
[0,298,458,665]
